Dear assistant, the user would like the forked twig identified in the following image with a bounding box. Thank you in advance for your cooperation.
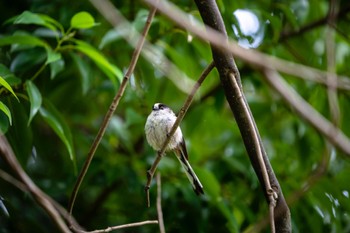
[145,61,215,207]
[67,2,158,215]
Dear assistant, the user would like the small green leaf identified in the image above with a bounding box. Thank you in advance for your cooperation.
[50,59,65,80]
[25,80,42,125]
[0,110,10,134]
[0,64,21,86]
[11,11,58,31]
[73,39,122,88]
[39,100,76,171]
[45,48,62,64]
[99,29,122,49]
[70,11,96,29]
[0,101,12,126]
[0,76,19,102]
[0,35,48,48]
[13,11,46,25]
[71,53,92,94]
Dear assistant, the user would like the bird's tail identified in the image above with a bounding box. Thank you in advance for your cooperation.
[175,150,204,195]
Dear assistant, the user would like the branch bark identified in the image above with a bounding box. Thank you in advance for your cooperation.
[192,1,291,232]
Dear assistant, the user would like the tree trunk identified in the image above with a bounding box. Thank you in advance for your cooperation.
[193,0,292,232]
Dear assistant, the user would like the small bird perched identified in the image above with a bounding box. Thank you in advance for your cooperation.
[145,103,204,195]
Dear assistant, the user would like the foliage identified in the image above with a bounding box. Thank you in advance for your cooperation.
[1,0,350,233]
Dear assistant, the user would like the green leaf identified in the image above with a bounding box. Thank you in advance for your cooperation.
[25,80,42,125]
[0,34,48,48]
[0,64,21,86]
[0,75,19,102]
[39,100,76,171]
[0,110,10,134]
[0,101,12,126]
[71,53,92,94]
[11,11,58,32]
[70,11,96,29]
[45,48,62,65]
[50,59,65,80]
[73,39,122,88]
[99,29,123,49]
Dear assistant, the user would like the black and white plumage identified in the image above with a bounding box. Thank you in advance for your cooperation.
[145,103,204,195]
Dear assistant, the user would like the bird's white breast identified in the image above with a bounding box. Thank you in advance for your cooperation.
[145,110,183,151]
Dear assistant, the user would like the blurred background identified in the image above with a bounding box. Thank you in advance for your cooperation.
[1,0,350,232]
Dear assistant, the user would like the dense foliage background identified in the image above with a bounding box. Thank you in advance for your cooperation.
[1,0,350,232]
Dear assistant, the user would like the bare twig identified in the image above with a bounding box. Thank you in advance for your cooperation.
[326,0,340,126]
[145,61,215,206]
[0,136,71,233]
[156,173,166,233]
[73,220,159,233]
[0,169,28,192]
[262,69,350,156]
[68,1,157,214]
[143,0,350,91]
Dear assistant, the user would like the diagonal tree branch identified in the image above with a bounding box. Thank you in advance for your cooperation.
[0,136,71,233]
[67,1,158,215]
[262,69,350,157]
[143,0,350,92]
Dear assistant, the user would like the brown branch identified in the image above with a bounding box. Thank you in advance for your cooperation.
[143,0,350,91]
[0,136,71,233]
[262,69,350,156]
[156,173,166,233]
[0,169,84,231]
[67,1,157,215]
[145,61,215,207]
[73,220,159,233]
[173,0,290,231]
[228,72,277,233]
[326,0,340,127]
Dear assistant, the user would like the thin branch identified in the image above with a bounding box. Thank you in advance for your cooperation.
[145,61,215,206]
[0,136,71,233]
[67,1,157,214]
[262,69,350,156]
[73,220,159,233]
[280,4,350,41]
[143,0,350,91]
[0,169,83,231]
[89,0,195,94]
[0,169,28,192]
[156,173,166,233]
[326,0,340,126]
[228,73,276,233]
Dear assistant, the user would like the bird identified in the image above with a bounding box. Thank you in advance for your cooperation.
[145,103,204,195]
